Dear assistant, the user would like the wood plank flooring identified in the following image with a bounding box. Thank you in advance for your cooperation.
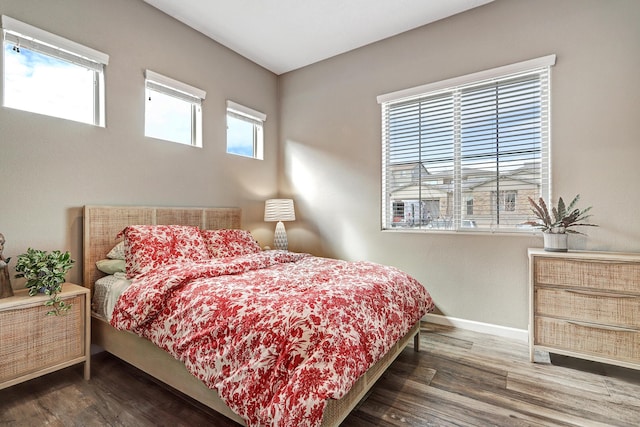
[2,323,639,426]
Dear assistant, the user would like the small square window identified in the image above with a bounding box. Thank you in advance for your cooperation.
[144,70,205,147]
[226,101,265,159]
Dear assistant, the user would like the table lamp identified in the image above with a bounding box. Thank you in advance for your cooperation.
[264,199,295,251]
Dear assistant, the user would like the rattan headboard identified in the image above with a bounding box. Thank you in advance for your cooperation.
[82,205,242,294]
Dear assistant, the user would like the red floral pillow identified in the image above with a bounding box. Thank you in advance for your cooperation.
[120,225,175,278]
[200,229,262,258]
[169,225,210,262]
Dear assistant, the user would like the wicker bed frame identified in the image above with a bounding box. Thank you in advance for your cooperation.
[83,205,420,426]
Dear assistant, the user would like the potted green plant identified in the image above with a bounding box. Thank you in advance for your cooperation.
[14,248,75,315]
[525,194,597,252]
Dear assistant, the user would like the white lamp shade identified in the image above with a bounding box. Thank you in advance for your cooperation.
[264,199,295,222]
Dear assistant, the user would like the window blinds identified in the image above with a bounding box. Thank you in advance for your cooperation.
[2,15,109,71]
[145,70,206,105]
[379,55,555,232]
[227,100,266,126]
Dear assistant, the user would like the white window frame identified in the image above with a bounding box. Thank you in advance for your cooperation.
[378,55,556,233]
[144,69,206,147]
[226,100,266,160]
[1,15,109,126]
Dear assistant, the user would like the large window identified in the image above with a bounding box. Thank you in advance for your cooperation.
[2,15,109,126]
[145,70,206,147]
[378,55,555,232]
[226,100,265,159]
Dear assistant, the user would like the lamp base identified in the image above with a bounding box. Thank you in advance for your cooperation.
[273,221,288,251]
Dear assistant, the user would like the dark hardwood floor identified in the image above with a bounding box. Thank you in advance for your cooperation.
[2,323,639,426]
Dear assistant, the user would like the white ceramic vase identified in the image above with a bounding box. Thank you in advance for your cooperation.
[543,232,568,252]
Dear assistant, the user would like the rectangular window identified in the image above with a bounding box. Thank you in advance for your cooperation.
[492,190,517,212]
[466,198,474,215]
[145,70,205,147]
[392,201,405,226]
[378,55,555,232]
[2,15,109,126]
[226,100,265,159]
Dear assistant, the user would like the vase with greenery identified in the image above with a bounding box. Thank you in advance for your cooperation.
[14,248,75,315]
[525,194,597,251]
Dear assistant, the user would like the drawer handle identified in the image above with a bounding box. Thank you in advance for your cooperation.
[566,320,637,332]
[565,289,637,299]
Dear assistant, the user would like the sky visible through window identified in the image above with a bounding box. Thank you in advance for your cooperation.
[3,43,95,124]
[227,115,255,157]
[388,77,541,173]
[145,88,193,145]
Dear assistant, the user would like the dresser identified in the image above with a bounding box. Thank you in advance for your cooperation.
[529,249,640,370]
[0,283,91,389]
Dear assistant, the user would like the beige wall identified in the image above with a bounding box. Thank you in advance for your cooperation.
[0,0,279,286]
[279,0,640,329]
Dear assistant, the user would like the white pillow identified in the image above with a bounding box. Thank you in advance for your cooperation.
[106,241,125,260]
[93,273,131,321]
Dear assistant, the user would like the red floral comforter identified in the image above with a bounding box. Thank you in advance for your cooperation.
[111,251,434,427]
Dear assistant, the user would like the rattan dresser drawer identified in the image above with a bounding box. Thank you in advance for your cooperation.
[529,249,640,371]
[534,257,640,294]
[0,283,90,389]
[534,316,640,364]
[535,287,640,329]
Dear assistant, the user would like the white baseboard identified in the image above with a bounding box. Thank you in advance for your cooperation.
[423,313,529,343]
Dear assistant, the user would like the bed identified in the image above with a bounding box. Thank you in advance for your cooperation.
[83,205,433,426]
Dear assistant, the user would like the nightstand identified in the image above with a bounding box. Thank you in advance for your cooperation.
[0,283,91,389]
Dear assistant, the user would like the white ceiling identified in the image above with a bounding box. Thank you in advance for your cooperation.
[143,0,494,75]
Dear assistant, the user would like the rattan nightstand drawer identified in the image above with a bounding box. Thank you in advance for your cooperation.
[534,316,640,364]
[0,295,83,383]
[535,287,640,329]
[0,283,90,389]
